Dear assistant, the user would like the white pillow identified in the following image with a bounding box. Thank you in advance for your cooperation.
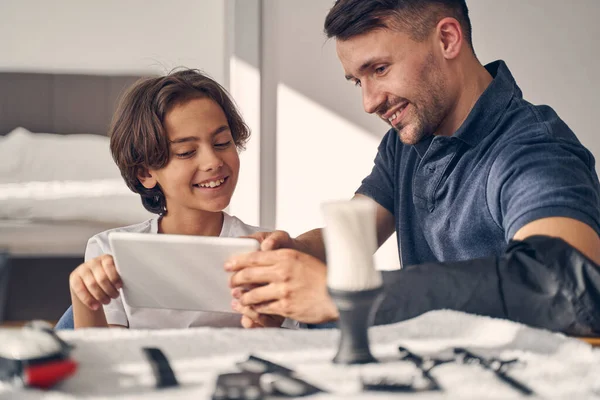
[0,127,154,225]
[0,180,153,225]
[0,127,122,183]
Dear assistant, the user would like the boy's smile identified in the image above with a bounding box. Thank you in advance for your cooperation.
[193,175,229,190]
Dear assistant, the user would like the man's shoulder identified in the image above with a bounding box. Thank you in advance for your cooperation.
[500,97,580,145]
[489,97,595,173]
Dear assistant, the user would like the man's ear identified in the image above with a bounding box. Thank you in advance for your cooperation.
[436,17,463,60]
[137,168,157,189]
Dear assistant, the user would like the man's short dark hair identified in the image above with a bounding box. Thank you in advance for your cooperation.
[324,0,473,50]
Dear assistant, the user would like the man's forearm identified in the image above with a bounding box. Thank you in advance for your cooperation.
[295,228,327,262]
[374,236,600,336]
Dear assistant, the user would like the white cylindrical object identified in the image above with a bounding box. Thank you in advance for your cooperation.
[322,199,382,291]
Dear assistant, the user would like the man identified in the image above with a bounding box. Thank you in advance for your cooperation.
[227,0,600,331]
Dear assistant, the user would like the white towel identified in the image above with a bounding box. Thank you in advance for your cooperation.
[2,310,599,399]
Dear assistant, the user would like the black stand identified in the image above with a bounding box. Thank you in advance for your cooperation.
[328,286,384,364]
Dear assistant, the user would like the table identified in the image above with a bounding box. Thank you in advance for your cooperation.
[2,310,599,399]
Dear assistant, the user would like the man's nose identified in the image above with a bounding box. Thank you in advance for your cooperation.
[362,82,386,115]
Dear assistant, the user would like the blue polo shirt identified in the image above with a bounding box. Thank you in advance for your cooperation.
[357,60,600,267]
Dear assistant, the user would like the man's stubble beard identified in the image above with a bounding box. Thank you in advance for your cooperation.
[394,53,449,146]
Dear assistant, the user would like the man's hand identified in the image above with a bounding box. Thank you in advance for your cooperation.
[226,248,339,324]
[245,230,308,252]
[234,230,323,327]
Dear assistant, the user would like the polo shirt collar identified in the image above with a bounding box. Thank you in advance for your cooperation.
[412,60,519,158]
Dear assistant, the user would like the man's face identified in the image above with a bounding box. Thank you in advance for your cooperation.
[336,27,451,145]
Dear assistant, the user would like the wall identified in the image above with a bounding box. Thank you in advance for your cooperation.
[0,0,227,82]
[469,0,600,169]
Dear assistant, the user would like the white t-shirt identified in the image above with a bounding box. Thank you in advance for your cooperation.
[85,213,286,329]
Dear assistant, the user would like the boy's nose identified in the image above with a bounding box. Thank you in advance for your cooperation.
[200,150,224,171]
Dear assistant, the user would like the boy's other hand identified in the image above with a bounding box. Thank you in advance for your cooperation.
[231,298,285,328]
[69,254,122,311]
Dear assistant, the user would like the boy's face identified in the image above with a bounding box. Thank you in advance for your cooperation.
[139,97,240,215]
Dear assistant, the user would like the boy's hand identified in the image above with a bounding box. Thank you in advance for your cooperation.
[231,299,285,328]
[69,254,122,311]
[231,286,285,328]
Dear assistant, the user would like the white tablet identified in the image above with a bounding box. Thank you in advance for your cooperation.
[108,232,259,314]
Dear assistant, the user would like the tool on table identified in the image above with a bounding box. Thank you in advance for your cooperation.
[226,354,325,398]
[142,347,179,389]
[453,347,533,396]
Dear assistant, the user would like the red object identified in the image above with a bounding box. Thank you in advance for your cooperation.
[24,359,78,389]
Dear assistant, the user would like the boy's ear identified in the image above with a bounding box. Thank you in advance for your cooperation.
[137,168,158,189]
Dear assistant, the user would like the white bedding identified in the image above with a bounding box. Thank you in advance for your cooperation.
[0,128,153,255]
[2,310,599,399]
[0,179,152,226]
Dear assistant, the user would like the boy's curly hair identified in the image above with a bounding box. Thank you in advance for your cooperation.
[109,69,250,215]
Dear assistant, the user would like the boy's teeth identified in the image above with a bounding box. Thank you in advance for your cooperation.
[198,178,225,188]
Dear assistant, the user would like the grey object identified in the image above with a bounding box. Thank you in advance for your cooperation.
[0,72,142,136]
[0,252,10,323]
[328,286,384,364]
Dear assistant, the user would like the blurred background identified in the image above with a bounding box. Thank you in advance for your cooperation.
[1,0,599,323]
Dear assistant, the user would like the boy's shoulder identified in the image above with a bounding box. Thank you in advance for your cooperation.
[222,213,269,238]
[87,217,158,254]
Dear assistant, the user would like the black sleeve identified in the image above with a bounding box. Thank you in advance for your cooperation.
[374,236,600,336]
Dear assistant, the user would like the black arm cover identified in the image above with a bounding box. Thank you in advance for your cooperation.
[374,236,600,336]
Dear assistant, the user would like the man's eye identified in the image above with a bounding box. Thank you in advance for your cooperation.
[375,66,387,74]
[215,141,232,148]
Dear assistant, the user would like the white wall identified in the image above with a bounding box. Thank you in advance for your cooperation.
[261,1,401,270]
[0,0,227,82]
[469,0,600,172]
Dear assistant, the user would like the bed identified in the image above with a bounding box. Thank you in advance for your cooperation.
[0,72,154,322]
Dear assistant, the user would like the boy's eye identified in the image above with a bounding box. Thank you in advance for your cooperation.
[175,150,195,158]
[214,141,232,148]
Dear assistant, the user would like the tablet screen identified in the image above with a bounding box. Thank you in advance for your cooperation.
[108,232,259,313]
